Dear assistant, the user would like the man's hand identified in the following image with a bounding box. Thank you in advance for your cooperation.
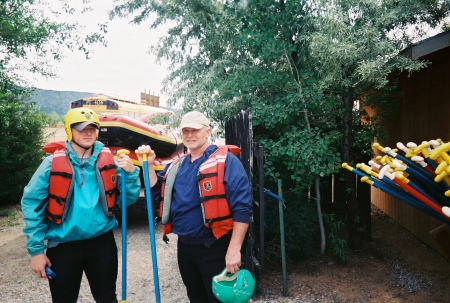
[135,145,157,166]
[225,248,242,274]
[225,222,249,273]
[135,145,159,187]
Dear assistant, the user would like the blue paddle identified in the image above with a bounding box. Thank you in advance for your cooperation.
[140,152,161,303]
[117,149,130,303]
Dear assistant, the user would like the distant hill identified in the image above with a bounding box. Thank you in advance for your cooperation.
[27,89,94,116]
[27,88,177,118]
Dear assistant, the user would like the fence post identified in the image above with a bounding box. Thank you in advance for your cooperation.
[277,179,288,296]
[264,182,288,296]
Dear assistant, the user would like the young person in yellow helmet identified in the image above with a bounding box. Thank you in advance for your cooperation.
[21,107,141,303]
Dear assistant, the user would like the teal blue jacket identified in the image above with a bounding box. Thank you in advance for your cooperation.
[21,141,141,256]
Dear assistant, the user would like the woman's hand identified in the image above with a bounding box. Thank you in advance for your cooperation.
[117,153,136,173]
[31,254,51,279]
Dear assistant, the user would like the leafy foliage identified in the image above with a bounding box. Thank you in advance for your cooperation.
[0,205,22,227]
[0,0,107,91]
[110,0,450,253]
[1,1,107,207]
[111,0,343,189]
[322,213,347,263]
[258,190,317,262]
[0,92,47,206]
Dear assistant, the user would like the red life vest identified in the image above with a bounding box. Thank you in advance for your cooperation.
[44,147,118,224]
[159,145,240,241]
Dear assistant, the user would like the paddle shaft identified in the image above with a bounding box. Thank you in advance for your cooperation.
[378,165,445,215]
[117,149,129,303]
[142,153,161,303]
[121,167,127,303]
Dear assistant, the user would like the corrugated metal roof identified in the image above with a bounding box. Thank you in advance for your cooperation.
[401,30,450,59]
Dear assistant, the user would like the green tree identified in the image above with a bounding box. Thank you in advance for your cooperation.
[0,0,107,206]
[307,0,450,249]
[0,0,107,91]
[110,0,450,253]
[111,0,335,257]
[0,93,47,206]
[45,111,63,125]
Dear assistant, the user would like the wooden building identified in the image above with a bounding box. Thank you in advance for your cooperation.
[371,30,450,259]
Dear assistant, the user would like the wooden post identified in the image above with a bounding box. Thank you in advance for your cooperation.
[429,224,450,261]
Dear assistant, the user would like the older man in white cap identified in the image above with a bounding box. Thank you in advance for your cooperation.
[136,110,253,303]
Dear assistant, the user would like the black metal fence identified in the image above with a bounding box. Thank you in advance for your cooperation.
[223,109,364,281]
[225,108,265,280]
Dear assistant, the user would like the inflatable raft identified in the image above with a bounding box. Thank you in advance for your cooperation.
[97,114,183,158]
[42,141,182,171]
[43,113,185,172]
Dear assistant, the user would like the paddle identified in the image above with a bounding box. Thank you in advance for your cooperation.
[117,149,130,303]
[138,150,161,303]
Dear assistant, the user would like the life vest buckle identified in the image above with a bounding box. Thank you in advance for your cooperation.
[163,235,170,244]
[56,196,64,205]
[61,172,72,178]
[197,172,218,180]
[105,189,116,197]
[99,163,115,172]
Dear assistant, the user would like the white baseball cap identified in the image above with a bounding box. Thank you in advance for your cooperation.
[179,111,210,129]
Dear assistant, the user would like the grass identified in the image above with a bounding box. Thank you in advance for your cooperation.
[0,205,22,228]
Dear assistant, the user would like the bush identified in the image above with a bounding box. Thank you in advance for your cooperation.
[0,205,22,227]
[255,189,317,265]
[0,93,47,206]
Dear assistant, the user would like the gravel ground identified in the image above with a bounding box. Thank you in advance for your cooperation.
[0,216,289,303]
[2,207,449,303]
[1,222,189,302]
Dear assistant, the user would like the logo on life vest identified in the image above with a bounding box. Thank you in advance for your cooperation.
[203,181,212,191]
[111,175,117,184]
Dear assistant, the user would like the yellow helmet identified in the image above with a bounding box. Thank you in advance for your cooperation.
[64,107,100,141]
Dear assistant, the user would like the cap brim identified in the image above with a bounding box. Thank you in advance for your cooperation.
[180,122,205,129]
[72,122,99,132]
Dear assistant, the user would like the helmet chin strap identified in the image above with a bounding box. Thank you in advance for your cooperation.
[71,139,93,187]
[72,139,92,154]
[71,139,94,166]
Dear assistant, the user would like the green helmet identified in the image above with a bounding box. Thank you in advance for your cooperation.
[212,268,255,303]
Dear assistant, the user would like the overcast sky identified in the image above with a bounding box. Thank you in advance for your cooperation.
[29,1,169,105]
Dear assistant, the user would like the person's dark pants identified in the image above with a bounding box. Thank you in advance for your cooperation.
[46,230,118,303]
[177,234,231,303]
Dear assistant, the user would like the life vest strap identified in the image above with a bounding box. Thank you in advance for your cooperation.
[48,194,66,205]
[45,210,62,222]
[99,164,115,172]
[200,194,226,202]
[206,214,233,225]
[34,199,48,212]
[197,172,218,180]
[50,171,72,179]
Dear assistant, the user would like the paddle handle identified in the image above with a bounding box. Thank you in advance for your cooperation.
[117,149,130,156]
[142,153,148,162]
